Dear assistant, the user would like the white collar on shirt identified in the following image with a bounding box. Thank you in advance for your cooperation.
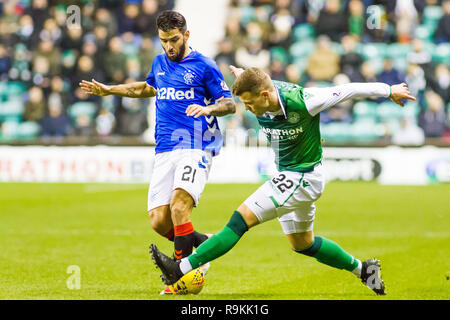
[263,88,287,119]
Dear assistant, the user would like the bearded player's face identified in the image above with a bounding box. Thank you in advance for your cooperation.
[158,28,189,62]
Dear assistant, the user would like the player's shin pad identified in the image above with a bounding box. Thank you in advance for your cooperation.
[187,211,248,269]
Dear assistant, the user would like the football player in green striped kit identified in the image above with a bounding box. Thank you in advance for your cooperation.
[151,66,416,295]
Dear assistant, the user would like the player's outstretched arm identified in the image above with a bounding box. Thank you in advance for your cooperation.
[304,82,416,116]
[79,79,156,98]
[185,97,236,118]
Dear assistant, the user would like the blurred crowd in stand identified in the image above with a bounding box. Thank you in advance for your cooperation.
[0,0,448,146]
[0,0,173,141]
[216,0,449,146]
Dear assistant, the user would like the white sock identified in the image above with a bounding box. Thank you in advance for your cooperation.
[179,257,193,275]
[352,259,362,277]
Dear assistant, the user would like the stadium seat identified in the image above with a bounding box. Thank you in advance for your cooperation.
[320,122,353,143]
[314,81,333,88]
[292,57,308,72]
[293,24,314,42]
[392,57,408,72]
[0,99,24,122]
[360,43,388,60]
[289,40,316,59]
[270,47,288,65]
[17,121,41,140]
[351,119,383,143]
[423,19,439,33]
[384,118,402,136]
[122,46,139,58]
[68,102,97,118]
[0,82,8,102]
[238,6,255,26]
[376,101,404,122]
[387,43,412,59]
[6,82,26,98]
[414,24,435,41]
[422,41,436,56]
[101,96,116,112]
[353,101,378,121]
[403,102,420,120]
[369,58,385,74]
[329,42,344,55]
[432,43,450,65]
[319,123,329,139]
[0,120,20,141]
[423,6,443,25]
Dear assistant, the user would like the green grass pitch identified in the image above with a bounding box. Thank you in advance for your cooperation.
[0,182,449,300]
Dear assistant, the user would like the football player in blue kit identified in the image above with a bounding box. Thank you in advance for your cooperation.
[80,10,236,294]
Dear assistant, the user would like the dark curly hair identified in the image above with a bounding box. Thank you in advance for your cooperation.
[156,10,187,33]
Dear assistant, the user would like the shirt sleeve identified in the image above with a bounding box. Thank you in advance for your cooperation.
[145,59,156,88]
[304,82,391,116]
[203,61,232,102]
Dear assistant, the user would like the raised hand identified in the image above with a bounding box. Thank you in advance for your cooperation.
[229,65,244,78]
[79,79,111,96]
[389,83,416,107]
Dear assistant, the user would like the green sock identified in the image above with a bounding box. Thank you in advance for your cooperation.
[296,236,359,272]
[188,211,248,269]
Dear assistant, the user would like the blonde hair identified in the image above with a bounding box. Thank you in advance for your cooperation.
[231,67,272,96]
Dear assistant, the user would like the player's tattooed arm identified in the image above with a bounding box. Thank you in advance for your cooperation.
[186,97,236,118]
[210,97,237,116]
[79,79,156,98]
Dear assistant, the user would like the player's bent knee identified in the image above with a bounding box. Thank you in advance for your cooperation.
[170,189,194,209]
[288,231,314,251]
[170,200,192,219]
[148,210,163,230]
[296,237,314,251]
[236,203,260,229]
[170,189,194,225]
[170,204,190,225]
[148,206,172,235]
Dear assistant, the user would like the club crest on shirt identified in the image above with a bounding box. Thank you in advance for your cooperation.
[184,70,195,85]
[287,112,300,124]
[303,91,314,100]
[221,80,229,91]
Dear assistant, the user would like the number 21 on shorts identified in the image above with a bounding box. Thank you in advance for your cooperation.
[181,165,197,183]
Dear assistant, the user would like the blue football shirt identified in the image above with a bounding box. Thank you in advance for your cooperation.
[146,49,231,155]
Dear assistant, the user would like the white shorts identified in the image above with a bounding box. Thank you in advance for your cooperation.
[244,164,325,234]
[147,149,213,211]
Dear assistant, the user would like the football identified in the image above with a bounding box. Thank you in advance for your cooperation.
[168,268,205,295]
